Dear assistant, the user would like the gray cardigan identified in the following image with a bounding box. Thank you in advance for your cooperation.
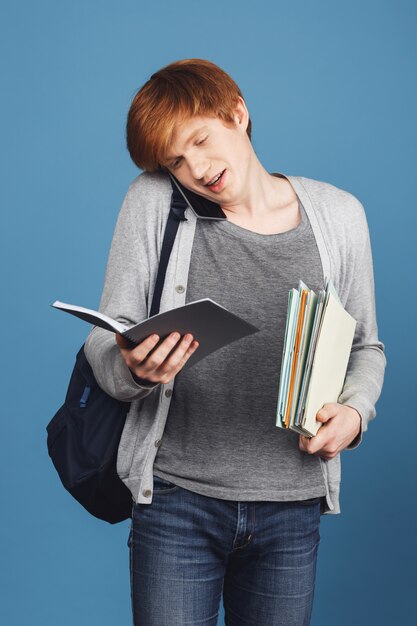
[84,170,386,515]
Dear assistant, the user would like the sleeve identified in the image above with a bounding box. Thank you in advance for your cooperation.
[84,179,160,402]
[337,197,387,450]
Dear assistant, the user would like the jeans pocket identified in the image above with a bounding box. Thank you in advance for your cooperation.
[296,496,323,506]
[152,474,179,493]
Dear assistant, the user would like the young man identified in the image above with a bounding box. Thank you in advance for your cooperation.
[85,58,386,625]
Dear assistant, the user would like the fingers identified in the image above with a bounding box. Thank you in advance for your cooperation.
[145,333,191,371]
[117,331,199,385]
[117,332,161,364]
[299,434,330,461]
[142,333,199,384]
[299,426,339,461]
[172,336,200,372]
[300,423,329,454]
[299,435,311,454]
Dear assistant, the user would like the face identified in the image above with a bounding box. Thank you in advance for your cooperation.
[163,97,253,205]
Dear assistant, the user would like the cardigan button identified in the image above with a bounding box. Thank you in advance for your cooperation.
[143,489,152,498]
[175,285,185,293]
[155,439,162,447]
[164,389,173,398]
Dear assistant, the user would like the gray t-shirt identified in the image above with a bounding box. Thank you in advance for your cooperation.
[153,198,328,501]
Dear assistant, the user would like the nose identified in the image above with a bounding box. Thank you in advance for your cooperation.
[188,155,210,182]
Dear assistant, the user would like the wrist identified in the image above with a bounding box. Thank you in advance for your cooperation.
[346,405,362,442]
[130,369,156,388]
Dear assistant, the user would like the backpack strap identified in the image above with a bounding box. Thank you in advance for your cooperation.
[149,175,188,317]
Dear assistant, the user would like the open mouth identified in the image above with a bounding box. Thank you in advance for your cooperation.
[206,169,226,187]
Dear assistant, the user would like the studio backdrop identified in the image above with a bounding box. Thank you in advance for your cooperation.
[1,1,415,625]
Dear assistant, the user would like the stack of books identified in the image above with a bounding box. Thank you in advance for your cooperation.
[276,278,356,437]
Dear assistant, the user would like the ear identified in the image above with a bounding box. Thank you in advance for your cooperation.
[233,96,250,132]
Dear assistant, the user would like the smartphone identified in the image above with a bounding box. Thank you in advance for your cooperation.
[167,172,227,220]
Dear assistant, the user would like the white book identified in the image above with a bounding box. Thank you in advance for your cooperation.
[300,291,356,436]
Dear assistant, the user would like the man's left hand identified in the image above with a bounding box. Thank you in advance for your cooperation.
[299,403,361,461]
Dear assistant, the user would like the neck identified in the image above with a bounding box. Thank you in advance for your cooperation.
[220,156,295,220]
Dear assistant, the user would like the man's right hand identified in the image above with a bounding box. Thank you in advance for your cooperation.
[115,332,199,385]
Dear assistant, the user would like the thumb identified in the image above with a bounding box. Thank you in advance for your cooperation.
[115,332,132,350]
[316,404,335,423]
[299,435,309,452]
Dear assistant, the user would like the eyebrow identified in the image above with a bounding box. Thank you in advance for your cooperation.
[165,126,208,162]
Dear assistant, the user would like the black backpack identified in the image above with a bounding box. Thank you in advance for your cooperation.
[46,174,190,524]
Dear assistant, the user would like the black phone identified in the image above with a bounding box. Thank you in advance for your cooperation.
[167,172,227,220]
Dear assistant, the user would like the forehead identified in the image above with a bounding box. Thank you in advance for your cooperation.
[170,114,218,140]
[165,114,232,161]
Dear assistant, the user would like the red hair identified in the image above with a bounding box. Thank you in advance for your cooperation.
[126,58,252,172]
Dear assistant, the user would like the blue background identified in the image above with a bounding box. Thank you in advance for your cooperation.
[1,1,415,624]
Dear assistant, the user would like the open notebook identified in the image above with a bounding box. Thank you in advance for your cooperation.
[51,298,260,373]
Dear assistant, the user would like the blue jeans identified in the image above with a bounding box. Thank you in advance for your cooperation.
[127,475,321,626]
